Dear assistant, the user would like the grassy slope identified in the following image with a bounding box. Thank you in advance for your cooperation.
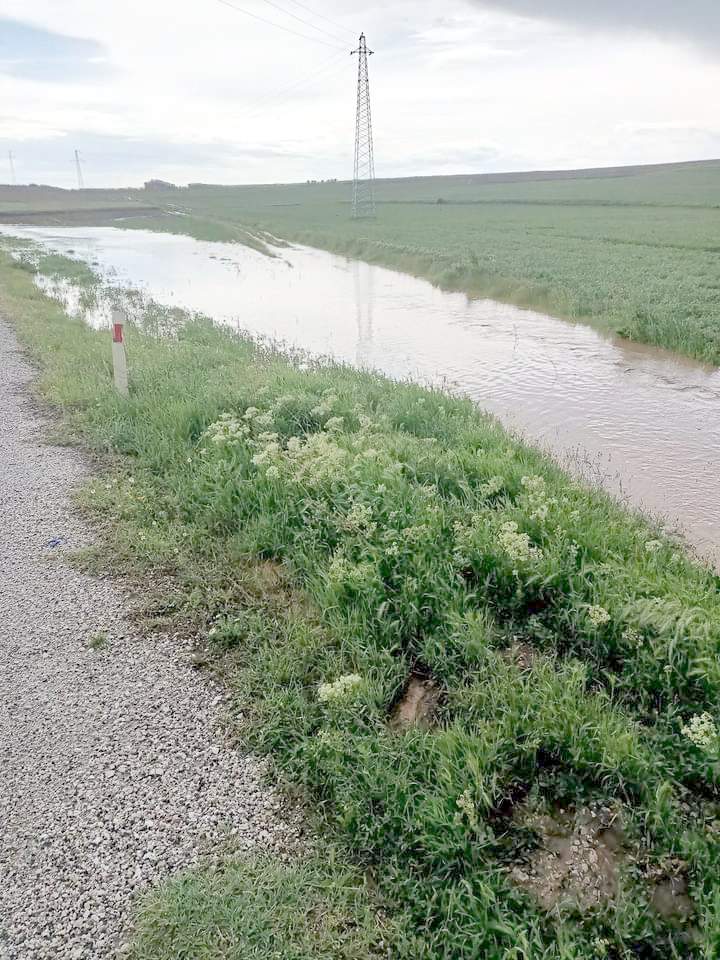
[2,247,720,958]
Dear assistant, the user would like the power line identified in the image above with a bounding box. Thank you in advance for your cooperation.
[236,48,348,120]
[256,0,351,44]
[213,0,345,50]
[280,0,355,41]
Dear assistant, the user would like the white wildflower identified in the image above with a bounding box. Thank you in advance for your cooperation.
[203,412,249,446]
[341,502,376,535]
[587,605,611,627]
[520,475,546,494]
[456,788,479,831]
[645,539,663,554]
[682,713,718,751]
[311,392,338,420]
[327,555,351,584]
[289,433,349,484]
[520,475,556,524]
[479,476,504,498]
[530,502,549,522]
[251,442,281,467]
[318,673,363,703]
[497,521,540,564]
[324,416,345,433]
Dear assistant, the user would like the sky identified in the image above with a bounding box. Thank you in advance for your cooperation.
[0,0,719,188]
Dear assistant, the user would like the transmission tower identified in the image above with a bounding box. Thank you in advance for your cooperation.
[351,33,376,219]
[8,151,16,185]
[74,149,85,189]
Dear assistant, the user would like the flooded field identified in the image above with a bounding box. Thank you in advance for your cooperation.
[2,224,719,565]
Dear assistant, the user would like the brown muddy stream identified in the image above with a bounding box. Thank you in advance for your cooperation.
[3,225,718,566]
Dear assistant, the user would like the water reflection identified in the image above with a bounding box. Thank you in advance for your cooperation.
[353,259,374,369]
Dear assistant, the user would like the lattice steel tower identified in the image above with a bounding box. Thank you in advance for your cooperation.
[74,149,85,190]
[351,33,376,219]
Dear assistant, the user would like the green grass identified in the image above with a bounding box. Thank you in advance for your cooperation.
[130,855,408,960]
[2,247,720,958]
[157,162,720,365]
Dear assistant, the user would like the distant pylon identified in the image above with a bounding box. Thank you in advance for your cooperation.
[74,149,85,189]
[8,150,16,185]
[351,33,376,219]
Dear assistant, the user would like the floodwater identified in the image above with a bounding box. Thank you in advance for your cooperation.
[2,225,719,565]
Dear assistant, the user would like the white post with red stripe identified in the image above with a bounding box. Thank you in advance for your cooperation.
[111,308,129,397]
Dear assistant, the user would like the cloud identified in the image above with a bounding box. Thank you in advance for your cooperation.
[467,1,720,52]
[0,18,111,82]
[0,1,718,185]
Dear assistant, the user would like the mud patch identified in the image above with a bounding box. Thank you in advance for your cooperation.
[649,869,695,924]
[510,806,624,911]
[502,640,538,671]
[389,674,441,731]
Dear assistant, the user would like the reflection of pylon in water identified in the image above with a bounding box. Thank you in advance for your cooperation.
[353,260,374,368]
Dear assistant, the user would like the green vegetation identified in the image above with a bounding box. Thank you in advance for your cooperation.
[159,161,720,365]
[2,246,720,959]
[130,855,403,960]
[86,630,109,650]
[0,184,158,219]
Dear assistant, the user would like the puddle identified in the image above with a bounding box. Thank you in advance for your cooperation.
[510,807,624,911]
[650,875,695,923]
[1,224,719,566]
[510,805,697,925]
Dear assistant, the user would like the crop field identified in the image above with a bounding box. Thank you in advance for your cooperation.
[2,243,720,958]
[158,160,720,365]
[1,158,719,365]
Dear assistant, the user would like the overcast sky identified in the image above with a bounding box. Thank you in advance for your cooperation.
[0,0,718,187]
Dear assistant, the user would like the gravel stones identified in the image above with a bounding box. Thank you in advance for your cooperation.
[0,319,301,959]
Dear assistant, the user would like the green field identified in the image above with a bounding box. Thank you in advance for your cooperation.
[3,244,720,958]
[161,161,720,365]
[1,158,719,364]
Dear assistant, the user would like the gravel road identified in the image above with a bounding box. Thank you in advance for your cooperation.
[0,318,301,958]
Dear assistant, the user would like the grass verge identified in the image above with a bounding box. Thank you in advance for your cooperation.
[2,247,720,959]
[129,855,406,960]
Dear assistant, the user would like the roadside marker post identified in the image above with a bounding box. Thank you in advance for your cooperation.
[111,309,129,397]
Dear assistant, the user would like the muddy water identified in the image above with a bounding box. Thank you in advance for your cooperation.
[2,225,719,565]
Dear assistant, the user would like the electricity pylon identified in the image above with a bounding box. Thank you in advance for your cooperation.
[8,151,16,185]
[74,149,85,189]
[351,33,376,219]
